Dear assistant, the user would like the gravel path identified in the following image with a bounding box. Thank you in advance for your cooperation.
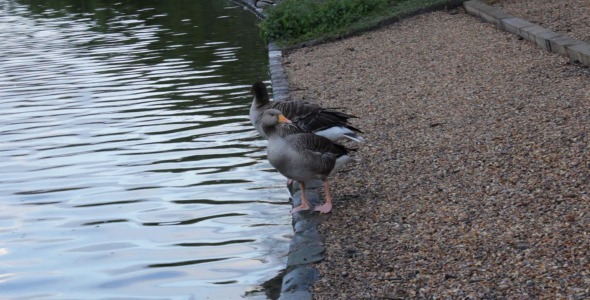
[282,6,590,299]
[493,0,590,43]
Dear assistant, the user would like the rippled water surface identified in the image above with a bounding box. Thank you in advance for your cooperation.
[0,0,291,299]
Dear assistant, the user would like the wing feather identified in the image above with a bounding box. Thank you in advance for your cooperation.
[270,101,361,134]
[285,133,352,176]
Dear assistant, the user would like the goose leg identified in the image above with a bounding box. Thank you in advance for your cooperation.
[290,181,310,214]
[314,181,333,213]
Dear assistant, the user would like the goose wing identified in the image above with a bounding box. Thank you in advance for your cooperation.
[275,123,306,137]
[285,133,350,176]
[270,101,361,133]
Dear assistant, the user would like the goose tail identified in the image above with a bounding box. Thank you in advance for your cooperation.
[341,132,364,143]
[314,126,364,143]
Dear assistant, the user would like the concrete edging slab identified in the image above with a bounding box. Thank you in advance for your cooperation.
[232,1,322,299]
[464,0,590,67]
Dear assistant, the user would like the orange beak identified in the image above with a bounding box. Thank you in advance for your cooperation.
[278,114,292,124]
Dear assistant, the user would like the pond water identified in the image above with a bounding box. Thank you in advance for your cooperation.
[0,0,291,299]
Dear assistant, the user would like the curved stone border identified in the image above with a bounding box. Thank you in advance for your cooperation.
[267,13,320,300]
[232,1,321,299]
[270,40,321,300]
[464,0,590,67]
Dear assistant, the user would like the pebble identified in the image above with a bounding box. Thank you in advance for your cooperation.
[283,4,590,299]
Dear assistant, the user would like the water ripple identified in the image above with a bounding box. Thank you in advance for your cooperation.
[0,1,289,299]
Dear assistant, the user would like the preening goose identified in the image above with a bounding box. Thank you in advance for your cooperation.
[261,109,357,214]
[250,81,363,143]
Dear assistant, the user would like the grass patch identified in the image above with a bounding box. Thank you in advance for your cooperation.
[259,0,462,47]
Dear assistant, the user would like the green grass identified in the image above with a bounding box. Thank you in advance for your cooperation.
[259,0,461,47]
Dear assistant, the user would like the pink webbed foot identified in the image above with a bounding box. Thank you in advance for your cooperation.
[290,203,310,214]
[314,202,332,214]
[290,181,310,215]
[314,181,333,214]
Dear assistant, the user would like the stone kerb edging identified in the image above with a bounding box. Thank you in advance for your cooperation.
[262,14,323,300]
[464,0,590,67]
[269,34,320,300]
[233,0,590,299]
[232,1,322,299]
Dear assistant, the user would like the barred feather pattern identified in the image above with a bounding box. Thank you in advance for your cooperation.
[261,109,357,183]
[270,101,362,134]
[250,81,362,141]
[283,133,352,178]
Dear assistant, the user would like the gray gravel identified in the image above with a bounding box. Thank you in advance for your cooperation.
[493,0,590,43]
[283,7,590,299]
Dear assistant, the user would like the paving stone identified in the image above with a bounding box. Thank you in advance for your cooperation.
[548,35,583,56]
[281,266,319,293]
[289,230,322,248]
[293,218,320,233]
[286,245,325,266]
[534,32,562,52]
[567,43,590,65]
[463,0,484,17]
[278,290,313,300]
[467,0,590,67]
[525,26,562,51]
[473,2,512,25]
[499,17,536,37]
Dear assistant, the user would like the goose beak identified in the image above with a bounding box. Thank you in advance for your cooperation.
[278,114,292,124]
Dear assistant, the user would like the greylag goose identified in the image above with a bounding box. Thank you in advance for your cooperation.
[250,81,363,143]
[260,109,357,214]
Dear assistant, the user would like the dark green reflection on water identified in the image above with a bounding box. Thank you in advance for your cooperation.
[18,0,268,95]
[1,0,287,298]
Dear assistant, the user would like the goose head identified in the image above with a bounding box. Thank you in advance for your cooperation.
[251,81,270,108]
[260,109,291,136]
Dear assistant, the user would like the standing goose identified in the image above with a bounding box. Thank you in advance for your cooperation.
[261,109,357,214]
[250,81,363,143]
